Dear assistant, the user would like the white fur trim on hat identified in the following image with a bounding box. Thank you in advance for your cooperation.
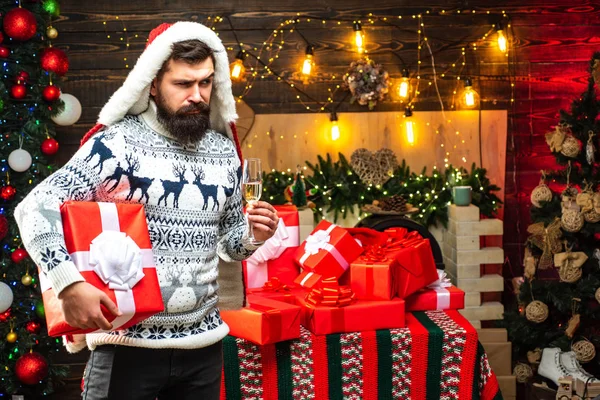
[97,21,238,141]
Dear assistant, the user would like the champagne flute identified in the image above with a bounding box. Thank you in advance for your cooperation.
[242,158,262,243]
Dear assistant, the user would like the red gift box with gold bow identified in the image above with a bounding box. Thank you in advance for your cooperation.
[294,220,363,289]
[39,201,164,337]
[294,278,405,335]
[221,295,301,345]
[384,228,439,299]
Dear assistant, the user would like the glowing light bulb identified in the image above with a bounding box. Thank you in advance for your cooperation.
[330,112,340,141]
[404,107,415,145]
[461,77,479,109]
[229,51,245,81]
[302,46,314,76]
[496,22,507,53]
[397,68,410,99]
[353,22,364,53]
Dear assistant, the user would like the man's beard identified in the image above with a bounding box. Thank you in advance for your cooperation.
[154,91,211,144]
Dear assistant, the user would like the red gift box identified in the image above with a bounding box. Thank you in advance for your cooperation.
[383,229,439,299]
[350,260,397,300]
[221,296,301,345]
[245,277,304,304]
[243,205,300,288]
[295,220,363,282]
[39,201,164,337]
[297,295,405,335]
[405,285,465,311]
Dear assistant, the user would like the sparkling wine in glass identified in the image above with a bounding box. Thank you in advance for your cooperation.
[242,158,262,242]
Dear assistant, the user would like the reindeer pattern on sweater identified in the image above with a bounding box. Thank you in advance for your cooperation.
[15,114,253,349]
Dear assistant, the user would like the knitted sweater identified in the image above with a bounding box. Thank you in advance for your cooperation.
[15,101,258,350]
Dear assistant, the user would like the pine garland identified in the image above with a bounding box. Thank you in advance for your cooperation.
[262,156,502,228]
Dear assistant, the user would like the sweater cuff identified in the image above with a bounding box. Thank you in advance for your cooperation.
[47,261,85,296]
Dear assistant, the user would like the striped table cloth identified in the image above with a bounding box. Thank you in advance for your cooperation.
[220,310,502,400]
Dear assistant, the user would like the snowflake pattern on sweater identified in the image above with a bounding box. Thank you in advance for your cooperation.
[15,111,255,350]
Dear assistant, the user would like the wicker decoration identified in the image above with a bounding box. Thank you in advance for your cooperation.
[555,251,587,283]
[572,339,596,363]
[596,287,600,304]
[576,192,594,213]
[545,125,566,152]
[586,131,596,164]
[527,348,542,364]
[513,363,534,383]
[593,193,600,214]
[562,186,580,212]
[561,208,584,233]
[527,218,563,269]
[561,135,580,158]
[350,148,398,187]
[526,300,549,323]
[584,209,600,223]
[531,179,553,208]
[524,247,537,280]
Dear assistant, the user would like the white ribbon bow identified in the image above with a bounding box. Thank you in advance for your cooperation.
[427,269,452,289]
[304,229,332,256]
[89,231,145,291]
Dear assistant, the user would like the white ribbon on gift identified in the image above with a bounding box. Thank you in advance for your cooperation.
[427,269,453,310]
[245,218,299,288]
[298,223,349,271]
[39,202,155,332]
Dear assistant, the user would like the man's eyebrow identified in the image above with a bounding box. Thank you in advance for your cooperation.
[172,72,215,84]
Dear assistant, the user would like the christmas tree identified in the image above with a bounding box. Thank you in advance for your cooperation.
[0,0,73,396]
[504,53,600,384]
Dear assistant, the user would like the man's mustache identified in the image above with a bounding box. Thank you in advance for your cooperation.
[177,102,210,115]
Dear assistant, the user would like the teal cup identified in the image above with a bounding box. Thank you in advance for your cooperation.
[452,186,472,206]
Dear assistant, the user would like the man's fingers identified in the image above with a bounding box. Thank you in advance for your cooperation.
[248,215,278,229]
[100,292,122,317]
[94,314,113,331]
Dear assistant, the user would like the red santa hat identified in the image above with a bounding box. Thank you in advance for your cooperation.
[80,21,242,161]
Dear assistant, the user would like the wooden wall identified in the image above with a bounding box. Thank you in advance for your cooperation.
[47,0,598,391]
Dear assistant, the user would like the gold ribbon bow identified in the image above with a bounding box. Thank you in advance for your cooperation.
[527,218,562,269]
[554,251,588,270]
[545,125,566,152]
[305,277,354,307]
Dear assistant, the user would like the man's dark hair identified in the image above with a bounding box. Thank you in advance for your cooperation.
[156,40,215,81]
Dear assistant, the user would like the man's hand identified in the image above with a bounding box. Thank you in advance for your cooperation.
[58,281,121,331]
[247,201,279,243]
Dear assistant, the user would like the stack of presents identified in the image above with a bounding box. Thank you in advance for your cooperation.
[223,204,465,342]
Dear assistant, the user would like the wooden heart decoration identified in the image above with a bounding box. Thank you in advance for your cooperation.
[350,148,398,186]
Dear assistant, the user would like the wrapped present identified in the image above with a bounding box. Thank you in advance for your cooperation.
[294,269,324,289]
[384,229,439,299]
[39,201,164,337]
[243,205,300,288]
[295,220,363,284]
[295,278,405,335]
[349,239,404,300]
[404,270,465,311]
[221,296,301,345]
[246,277,304,303]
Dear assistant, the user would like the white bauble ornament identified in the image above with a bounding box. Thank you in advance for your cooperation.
[51,93,82,126]
[0,281,13,313]
[8,148,32,172]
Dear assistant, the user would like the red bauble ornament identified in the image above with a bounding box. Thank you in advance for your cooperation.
[0,46,10,58]
[11,248,28,263]
[0,215,7,241]
[40,47,69,76]
[1,185,16,201]
[3,7,38,41]
[41,137,59,155]
[42,85,61,102]
[11,84,27,99]
[0,308,11,322]
[15,352,48,385]
[15,70,30,84]
[25,321,42,334]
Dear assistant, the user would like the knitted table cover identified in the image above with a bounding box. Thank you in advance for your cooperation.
[220,310,502,400]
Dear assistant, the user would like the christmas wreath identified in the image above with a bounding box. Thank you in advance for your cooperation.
[343,58,390,110]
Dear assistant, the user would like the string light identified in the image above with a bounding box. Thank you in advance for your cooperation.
[461,77,479,109]
[230,50,245,81]
[330,111,340,141]
[496,21,507,53]
[353,22,365,53]
[301,45,314,76]
[403,107,415,145]
[397,68,411,99]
